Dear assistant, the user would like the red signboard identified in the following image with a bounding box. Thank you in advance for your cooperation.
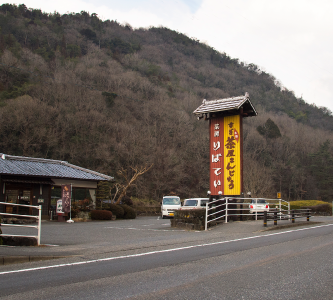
[209,115,243,196]
[61,184,71,213]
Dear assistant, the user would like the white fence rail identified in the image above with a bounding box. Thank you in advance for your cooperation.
[205,197,290,231]
[0,202,42,245]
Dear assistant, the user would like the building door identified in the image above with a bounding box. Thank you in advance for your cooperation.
[5,189,18,214]
[19,189,33,215]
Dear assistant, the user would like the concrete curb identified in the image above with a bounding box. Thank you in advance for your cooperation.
[0,255,68,265]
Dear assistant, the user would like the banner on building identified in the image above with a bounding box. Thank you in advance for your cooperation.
[61,184,71,213]
[210,115,242,196]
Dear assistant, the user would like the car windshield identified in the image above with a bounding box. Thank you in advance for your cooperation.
[251,199,267,204]
[163,197,180,205]
[184,200,198,206]
[201,200,208,207]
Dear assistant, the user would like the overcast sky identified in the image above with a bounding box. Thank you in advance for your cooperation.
[3,0,333,113]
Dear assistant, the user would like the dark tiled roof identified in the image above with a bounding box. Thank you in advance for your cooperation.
[193,92,257,117]
[0,154,113,181]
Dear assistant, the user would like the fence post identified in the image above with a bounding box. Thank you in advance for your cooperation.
[205,202,208,231]
[288,202,290,216]
[38,205,42,246]
[292,210,295,223]
[240,201,243,221]
[274,209,278,225]
[279,199,282,220]
[307,209,310,222]
[263,211,267,227]
[225,198,228,223]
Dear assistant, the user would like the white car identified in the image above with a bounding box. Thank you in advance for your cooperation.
[249,199,269,214]
[180,198,209,210]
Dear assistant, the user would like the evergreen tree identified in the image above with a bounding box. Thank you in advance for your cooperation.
[95,181,111,209]
[309,140,333,200]
[257,118,282,139]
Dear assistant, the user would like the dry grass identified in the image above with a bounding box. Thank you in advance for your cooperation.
[289,200,332,209]
[131,197,160,207]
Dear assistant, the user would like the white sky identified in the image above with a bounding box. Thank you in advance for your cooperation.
[4,0,333,113]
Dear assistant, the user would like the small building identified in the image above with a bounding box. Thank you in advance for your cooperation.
[0,153,113,219]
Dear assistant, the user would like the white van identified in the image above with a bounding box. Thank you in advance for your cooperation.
[180,198,209,210]
[161,196,181,219]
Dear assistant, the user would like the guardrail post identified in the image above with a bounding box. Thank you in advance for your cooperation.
[288,202,290,216]
[274,209,278,225]
[279,199,282,220]
[292,210,295,223]
[205,202,208,231]
[225,198,228,223]
[263,211,267,227]
[38,205,42,246]
[240,202,243,221]
[307,209,310,222]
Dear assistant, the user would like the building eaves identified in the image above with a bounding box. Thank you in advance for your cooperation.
[0,154,114,181]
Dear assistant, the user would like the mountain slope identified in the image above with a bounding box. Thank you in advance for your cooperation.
[1,4,333,201]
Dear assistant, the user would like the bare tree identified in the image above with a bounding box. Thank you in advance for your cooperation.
[115,164,153,204]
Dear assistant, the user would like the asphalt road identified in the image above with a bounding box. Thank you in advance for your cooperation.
[1,217,333,299]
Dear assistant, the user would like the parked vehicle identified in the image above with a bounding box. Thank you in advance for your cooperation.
[249,199,269,214]
[180,198,209,210]
[161,196,181,218]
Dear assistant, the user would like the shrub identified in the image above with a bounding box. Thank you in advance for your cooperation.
[131,197,158,206]
[120,204,136,219]
[172,209,206,230]
[289,200,332,210]
[173,209,205,224]
[71,198,91,218]
[122,195,133,206]
[301,204,332,216]
[90,210,112,220]
[107,204,124,218]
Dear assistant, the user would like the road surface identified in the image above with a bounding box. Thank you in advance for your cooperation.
[1,221,333,299]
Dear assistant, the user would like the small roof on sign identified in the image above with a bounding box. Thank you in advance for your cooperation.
[193,92,257,117]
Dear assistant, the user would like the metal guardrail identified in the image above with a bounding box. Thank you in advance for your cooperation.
[0,202,42,245]
[263,209,311,227]
[205,197,290,231]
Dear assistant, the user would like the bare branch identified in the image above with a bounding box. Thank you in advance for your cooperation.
[115,164,153,205]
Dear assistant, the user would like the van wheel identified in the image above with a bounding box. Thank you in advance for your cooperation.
[162,215,165,219]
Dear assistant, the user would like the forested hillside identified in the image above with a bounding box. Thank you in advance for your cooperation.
[1,4,333,201]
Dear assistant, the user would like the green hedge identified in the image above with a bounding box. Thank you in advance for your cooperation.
[174,209,205,221]
[300,204,331,215]
[172,209,205,230]
[90,210,113,220]
[289,200,332,215]
[120,204,136,219]
[107,204,125,218]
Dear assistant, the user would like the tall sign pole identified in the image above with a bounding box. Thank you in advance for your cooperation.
[193,93,257,199]
[67,183,74,223]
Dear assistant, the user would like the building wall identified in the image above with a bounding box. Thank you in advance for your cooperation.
[0,176,100,218]
[32,184,51,218]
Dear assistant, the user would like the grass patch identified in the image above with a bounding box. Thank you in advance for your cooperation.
[131,197,160,206]
[289,200,332,210]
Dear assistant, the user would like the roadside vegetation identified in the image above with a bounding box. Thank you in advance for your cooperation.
[289,200,332,215]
